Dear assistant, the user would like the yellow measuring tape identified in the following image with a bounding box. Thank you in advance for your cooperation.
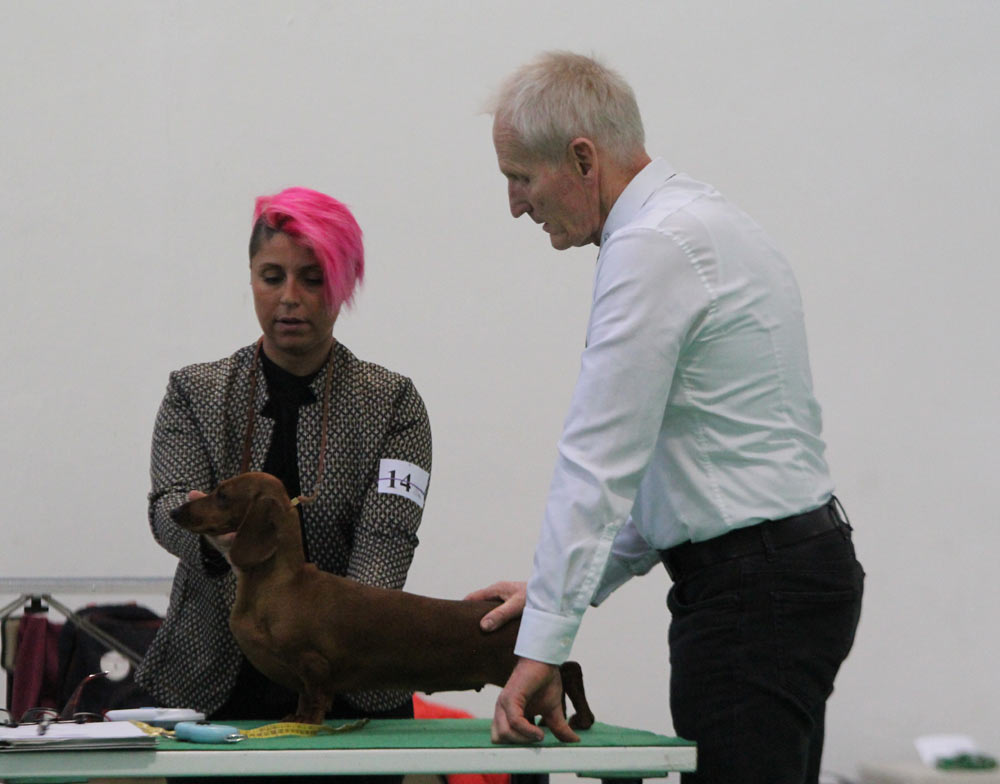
[243,719,369,738]
[135,718,369,741]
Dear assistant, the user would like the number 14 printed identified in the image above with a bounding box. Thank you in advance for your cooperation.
[377,459,429,509]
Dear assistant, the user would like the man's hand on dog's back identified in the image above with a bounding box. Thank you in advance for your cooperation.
[465,581,526,632]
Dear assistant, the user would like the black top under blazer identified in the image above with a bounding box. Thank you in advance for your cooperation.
[135,341,432,715]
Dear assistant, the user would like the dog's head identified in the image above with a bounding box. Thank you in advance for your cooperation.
[170,472,293,569]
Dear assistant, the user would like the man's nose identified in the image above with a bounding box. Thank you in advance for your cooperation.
[508,182,530,218]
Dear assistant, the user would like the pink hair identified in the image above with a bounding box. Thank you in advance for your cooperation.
[251,187,365,309]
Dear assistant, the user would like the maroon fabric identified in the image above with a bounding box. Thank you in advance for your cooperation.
[11,612,63,718]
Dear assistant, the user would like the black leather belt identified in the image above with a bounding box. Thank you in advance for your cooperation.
[659,498,848,581]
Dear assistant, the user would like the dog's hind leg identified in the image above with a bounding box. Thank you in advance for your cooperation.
[559,660,595,730]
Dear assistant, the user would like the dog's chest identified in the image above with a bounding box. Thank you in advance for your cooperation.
[229,607,286,658]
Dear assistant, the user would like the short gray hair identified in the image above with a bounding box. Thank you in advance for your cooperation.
[489,51,646,166]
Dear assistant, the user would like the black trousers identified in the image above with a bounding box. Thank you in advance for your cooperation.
[666,521,864,783]
[168,656,413,784]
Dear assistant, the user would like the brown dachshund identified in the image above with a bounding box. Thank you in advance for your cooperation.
[170,471,595,729]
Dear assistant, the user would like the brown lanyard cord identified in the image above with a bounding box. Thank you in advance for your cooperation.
[239,337,334,506]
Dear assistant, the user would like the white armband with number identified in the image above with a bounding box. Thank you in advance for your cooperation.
[377,459,429,508]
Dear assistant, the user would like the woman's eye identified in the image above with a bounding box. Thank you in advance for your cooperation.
[305,278,324,287]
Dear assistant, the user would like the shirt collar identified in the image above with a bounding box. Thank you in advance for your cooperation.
[260,349,319,410]
[600,157,676,246]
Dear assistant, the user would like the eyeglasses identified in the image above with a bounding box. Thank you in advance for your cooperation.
[0,671,108,735]
[1,706,106,736]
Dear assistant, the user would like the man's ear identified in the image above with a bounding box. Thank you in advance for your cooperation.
[569,137,598,178]
[229,495,281,569]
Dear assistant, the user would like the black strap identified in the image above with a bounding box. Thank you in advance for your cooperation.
[660,498,848,581]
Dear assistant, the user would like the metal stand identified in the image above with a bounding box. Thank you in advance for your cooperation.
[0,576,172,665]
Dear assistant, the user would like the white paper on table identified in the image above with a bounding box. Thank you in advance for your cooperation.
[0,720,153,750]
[914,734,981,766]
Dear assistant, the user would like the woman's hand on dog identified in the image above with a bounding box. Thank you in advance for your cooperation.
[188,489,238,562]
[465,581,526,632]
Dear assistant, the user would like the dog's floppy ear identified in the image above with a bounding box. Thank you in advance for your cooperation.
[228,495,282,569]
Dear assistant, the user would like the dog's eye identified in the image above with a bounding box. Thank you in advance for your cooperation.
[216,489,228,504]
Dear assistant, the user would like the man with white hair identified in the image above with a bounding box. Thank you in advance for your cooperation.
[470,51,864,784]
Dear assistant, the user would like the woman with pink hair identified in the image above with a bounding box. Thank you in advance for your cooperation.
[137,187,432,784]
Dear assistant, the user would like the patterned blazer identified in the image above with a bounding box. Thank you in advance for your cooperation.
[135,341,432,714]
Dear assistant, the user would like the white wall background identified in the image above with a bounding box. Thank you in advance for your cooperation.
[2,2,998,780]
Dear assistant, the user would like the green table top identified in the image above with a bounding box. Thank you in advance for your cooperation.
[0,718,696,781]
[157,718,691,753]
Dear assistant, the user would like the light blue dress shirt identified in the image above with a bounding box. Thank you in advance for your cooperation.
[515,158,835,665]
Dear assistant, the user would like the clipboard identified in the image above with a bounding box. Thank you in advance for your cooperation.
[0,720,156,752]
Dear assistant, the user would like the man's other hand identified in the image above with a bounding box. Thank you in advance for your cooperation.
[491,657,579,744]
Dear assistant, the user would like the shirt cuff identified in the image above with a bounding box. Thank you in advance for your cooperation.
[513,606,582,665]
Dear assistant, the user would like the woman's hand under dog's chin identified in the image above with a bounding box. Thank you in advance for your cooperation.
[187,489,237,564]
[206,531,238,563]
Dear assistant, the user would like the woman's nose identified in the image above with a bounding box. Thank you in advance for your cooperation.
[280,279,301,304]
